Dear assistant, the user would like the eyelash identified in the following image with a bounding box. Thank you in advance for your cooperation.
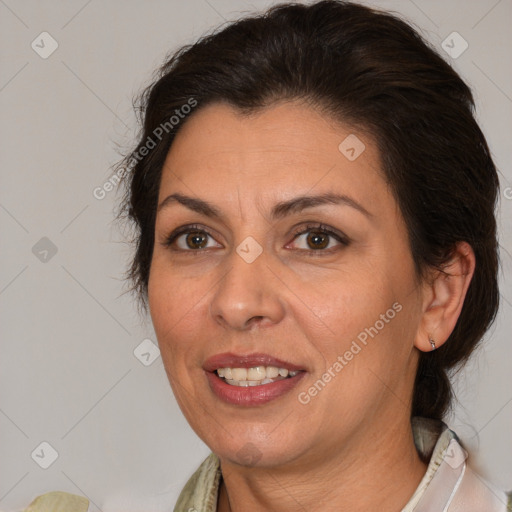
[162,223,350,255]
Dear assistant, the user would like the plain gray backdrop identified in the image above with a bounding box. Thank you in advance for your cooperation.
[1,0,511,510]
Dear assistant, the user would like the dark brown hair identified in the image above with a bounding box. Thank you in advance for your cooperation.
[116,0,500,421]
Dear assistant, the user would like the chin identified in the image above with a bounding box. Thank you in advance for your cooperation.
[210,428,308,469]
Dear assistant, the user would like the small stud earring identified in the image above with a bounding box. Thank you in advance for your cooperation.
[429,336,436,351]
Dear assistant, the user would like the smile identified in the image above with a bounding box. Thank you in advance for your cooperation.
[217,366,300,387]
[204,352,307,406]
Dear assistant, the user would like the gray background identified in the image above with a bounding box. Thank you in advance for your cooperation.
[1,0,511,510]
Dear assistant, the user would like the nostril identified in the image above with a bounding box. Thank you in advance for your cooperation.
[244,315,268,330]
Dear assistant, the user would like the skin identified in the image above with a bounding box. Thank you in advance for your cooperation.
[148,100,475,512]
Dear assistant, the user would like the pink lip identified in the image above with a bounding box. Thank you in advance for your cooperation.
[203,352,305,372]
[203,352,306,407]
[205,370,306,406]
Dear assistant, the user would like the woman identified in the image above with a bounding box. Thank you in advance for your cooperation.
[23,0,511,511]
[119,1,511,510]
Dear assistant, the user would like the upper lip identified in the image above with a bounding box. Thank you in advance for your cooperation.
[203,352,305,372]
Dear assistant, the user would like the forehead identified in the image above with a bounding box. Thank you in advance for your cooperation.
[158,101,388,212]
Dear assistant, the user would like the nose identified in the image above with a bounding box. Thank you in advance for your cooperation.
[209,246,286,331]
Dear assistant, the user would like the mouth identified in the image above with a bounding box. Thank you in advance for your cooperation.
[216,366,301,387]
[203,352,306,406]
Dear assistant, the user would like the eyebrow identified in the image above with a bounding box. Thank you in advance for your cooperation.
[157,192,372,220]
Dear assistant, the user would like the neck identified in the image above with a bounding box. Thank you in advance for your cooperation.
[217,416,428,512]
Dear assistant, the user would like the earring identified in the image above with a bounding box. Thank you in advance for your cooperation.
[429,336,436,351]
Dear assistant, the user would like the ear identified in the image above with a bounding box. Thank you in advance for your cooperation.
[414,242,476,352]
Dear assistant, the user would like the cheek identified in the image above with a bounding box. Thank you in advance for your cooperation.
[147,261,208,359]
[312,269,392,345]
[308,287,414,411]
[308,257,416,381]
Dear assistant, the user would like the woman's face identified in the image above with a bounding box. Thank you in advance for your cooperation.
[148,100,425,468]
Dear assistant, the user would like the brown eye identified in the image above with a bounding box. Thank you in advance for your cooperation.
[163,224,222,251]
[185,231,208,249]
[306,231,329,249]
[288,224,349,253]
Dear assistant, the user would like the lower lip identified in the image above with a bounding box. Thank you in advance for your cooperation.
[205,371,306,406]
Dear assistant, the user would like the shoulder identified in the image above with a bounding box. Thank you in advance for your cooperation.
[23,491,89,512]
[174,453,222,512]
[411,417,510,512]
[452,465,510,512]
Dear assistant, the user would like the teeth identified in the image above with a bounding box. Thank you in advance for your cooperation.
[216,365,301,386]
[247,366,266,380]
[225,377,286,387]
[230,368,247,381]
[266,366,279,378]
